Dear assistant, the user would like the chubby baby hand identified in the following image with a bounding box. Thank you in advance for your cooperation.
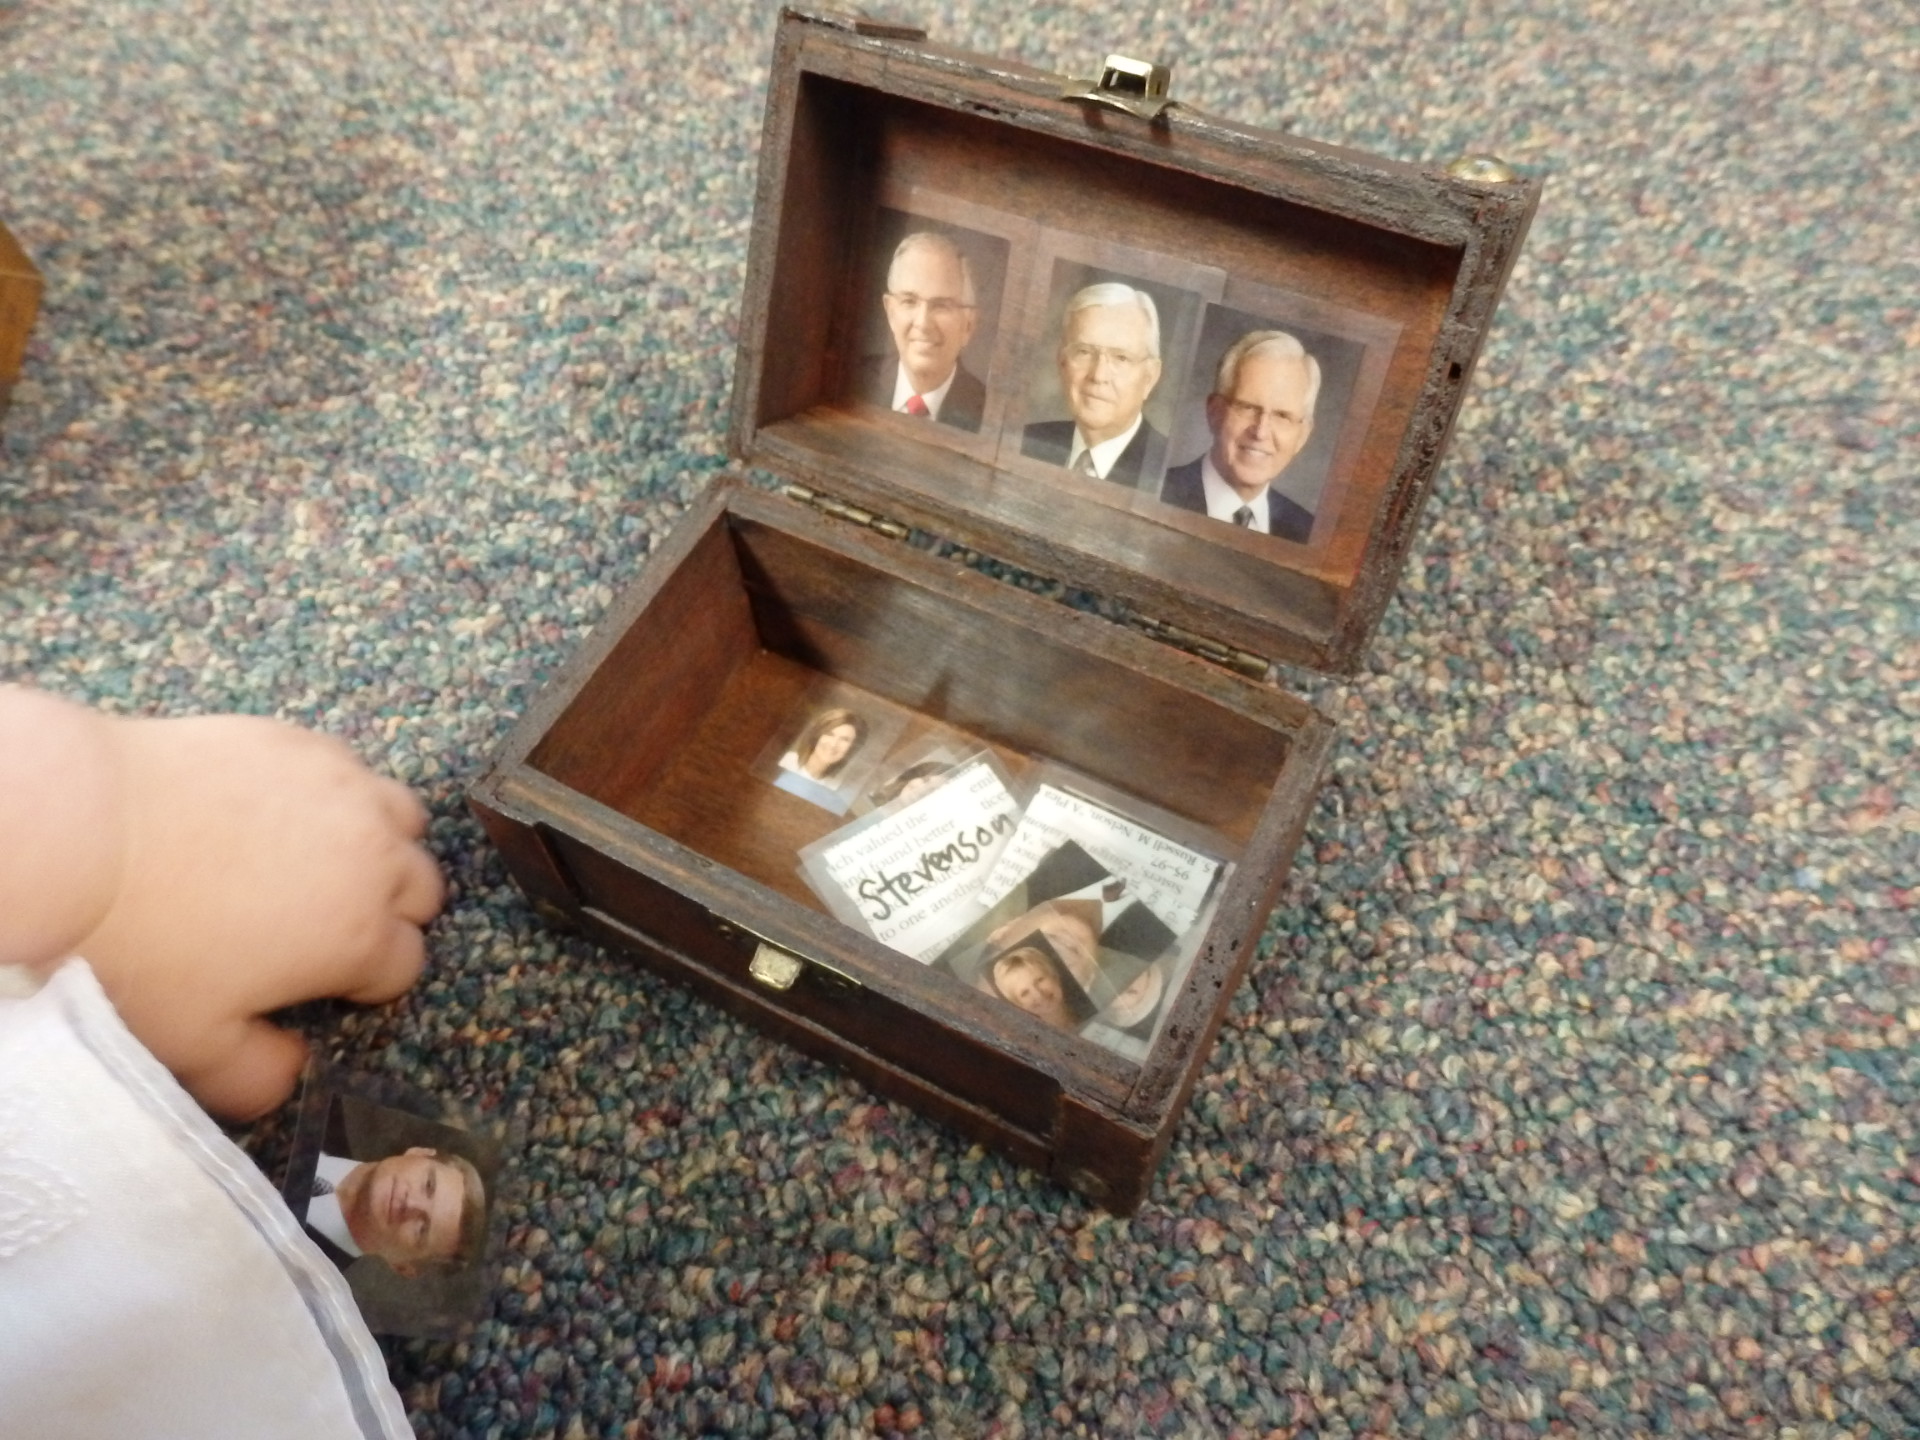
[0,687,444,1120]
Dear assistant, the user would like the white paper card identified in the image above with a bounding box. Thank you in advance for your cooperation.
[976,784,1221,936]
[806,757,1021,961]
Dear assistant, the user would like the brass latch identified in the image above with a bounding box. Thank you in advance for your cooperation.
[1061,54,1174,123]
[748,941,805,992]
[735,932,867,996]
[782,483,911,540]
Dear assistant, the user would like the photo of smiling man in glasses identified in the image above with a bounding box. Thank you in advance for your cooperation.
[1020,280,1171,487]
[856,224,1006,432]
[1160,329,1321,542]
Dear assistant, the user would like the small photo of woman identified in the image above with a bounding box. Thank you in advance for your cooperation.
[936,839,1181,1048]
[772,706,869,813]
[976,929,1098,1032]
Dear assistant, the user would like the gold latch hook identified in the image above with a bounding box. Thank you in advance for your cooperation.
[1061,54,1174,123]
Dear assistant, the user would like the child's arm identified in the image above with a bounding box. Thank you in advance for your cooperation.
[0,685,445,1119]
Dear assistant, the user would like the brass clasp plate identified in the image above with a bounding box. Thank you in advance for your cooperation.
[748,941,805,992]
[1061,54,1174,123]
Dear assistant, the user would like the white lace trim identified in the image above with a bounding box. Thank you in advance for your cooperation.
[0,1078,89,1259]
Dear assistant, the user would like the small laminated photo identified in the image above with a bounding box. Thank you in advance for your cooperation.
[850,733,972,817]
[798,749,1022,963]
[280,1067,509,1341]
[754,689,906,817]
[1155,285,1401,550]
[934,838,1188,1054]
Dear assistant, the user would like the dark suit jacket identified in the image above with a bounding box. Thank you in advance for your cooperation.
[857,353,986,433]
[1158,456,1314,543]
[1021,417,1167,487]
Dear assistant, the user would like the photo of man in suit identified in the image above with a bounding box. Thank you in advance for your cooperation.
[1021,282,1167,486]
[856,231,986,431]
[1160,329,1320,542]
[299,1091,493,1335]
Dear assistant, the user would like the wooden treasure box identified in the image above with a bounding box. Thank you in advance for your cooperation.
[470,9,1538,1213]
[0,219,43,427]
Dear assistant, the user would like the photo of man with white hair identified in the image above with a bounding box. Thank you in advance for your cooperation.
[1021,281,1169,486]
[856,229,989,432]
[1160,328,1321,542]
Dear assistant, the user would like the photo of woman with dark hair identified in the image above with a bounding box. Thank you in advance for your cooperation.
[864,757,954,811]
[773,706,869,813]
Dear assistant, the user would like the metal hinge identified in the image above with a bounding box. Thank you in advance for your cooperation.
[1126,613,1270,682]
[779,484,1268,682]
[782,483,911,540]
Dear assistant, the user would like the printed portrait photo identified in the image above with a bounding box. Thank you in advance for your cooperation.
[1159,296,1398,547]
[1013,258,1207,496]
[936,839,1180,1052]
[851,734,972,817]
[759,695,904,818]
[849,206,1012,435]
[284,1077,505,1340]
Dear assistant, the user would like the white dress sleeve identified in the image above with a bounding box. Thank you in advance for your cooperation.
[0,960,410,1440]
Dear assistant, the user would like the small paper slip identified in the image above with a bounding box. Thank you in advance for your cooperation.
[976,784,1221,936]
[805,756,1021,962]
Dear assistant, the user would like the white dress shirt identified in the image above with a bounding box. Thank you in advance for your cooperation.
[1199,454,1270,532]
[307,1152,363,1257]
[1066,414,1143,480]
[889,362,958,420]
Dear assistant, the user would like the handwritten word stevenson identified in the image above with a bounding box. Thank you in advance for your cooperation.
[856,814,1015,922]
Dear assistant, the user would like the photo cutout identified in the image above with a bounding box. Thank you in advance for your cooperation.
[1012,259,1207,496]
[757,693,905,817]
[849,207,1012,434]
[1159,296,1398,548]
[936,839,1180,1053]
[282,1071,507,1340]
[851,733,970,817]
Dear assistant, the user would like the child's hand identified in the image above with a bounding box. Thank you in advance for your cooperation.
[1,688,444,1119]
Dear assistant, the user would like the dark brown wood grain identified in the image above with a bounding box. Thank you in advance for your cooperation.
[528,514,760,807]
[468,479,1329,1210]
[0,222,42,421]
[729,10,1539,675]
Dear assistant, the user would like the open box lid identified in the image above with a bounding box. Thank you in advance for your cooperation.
[728,8,1539,678]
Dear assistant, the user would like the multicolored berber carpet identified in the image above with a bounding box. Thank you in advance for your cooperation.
[2,1,1914,1436]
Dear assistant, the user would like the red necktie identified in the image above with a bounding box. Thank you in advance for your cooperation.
[903,394,930,417]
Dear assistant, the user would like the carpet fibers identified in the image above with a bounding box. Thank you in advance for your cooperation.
[2,2,1915,1437]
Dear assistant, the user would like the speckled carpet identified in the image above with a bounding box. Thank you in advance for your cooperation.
[3,2,1915,1436]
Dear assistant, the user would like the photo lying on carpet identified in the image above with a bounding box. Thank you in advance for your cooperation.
[281,1067,510,1341]
[799,750,1021,962]
[933,837,1200,1056]
[754,685,908,818]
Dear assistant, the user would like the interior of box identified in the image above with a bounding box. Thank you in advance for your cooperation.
[525,507,1297,920]
[739,66,1468,669]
